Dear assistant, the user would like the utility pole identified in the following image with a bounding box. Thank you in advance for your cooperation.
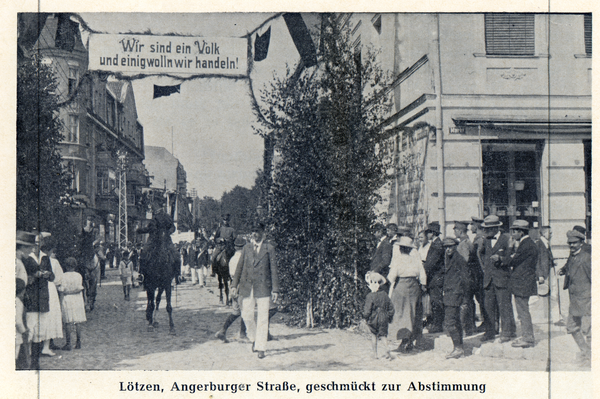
[117,151,128,249]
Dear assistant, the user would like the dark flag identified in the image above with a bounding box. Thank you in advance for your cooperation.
[254,26,271,62]
[283,13,317,67]
[153,84,181,99]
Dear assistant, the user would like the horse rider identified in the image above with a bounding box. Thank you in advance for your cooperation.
[137,199,180,285]
[211,214,236,274]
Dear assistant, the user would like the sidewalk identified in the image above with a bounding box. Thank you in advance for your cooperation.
[40,268,589,371]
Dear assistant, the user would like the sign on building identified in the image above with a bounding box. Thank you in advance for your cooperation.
[88,34,248,77]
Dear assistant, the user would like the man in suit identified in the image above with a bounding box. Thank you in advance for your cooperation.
[507,220,539,348]
[479,215,516,342]
[559,230,591,366]
[442,238,469,359]
[423,221,445,333]
[231,222,279,359]
[366,223,396,292]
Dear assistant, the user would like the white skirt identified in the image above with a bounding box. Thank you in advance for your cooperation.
[36,282,63,341]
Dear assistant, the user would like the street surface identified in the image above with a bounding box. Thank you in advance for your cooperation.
[39,268,588,371]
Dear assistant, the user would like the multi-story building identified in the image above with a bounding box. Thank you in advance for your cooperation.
[349,13,592,261]
[144,146,192,231]
[19,13,150,244]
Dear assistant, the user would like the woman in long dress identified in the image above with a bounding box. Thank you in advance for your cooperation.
[387,236,427,353]
[38,235,64,356]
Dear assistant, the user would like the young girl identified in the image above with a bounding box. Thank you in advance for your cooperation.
[119,249,133,300]
[58,258,86,350]
[363,272,395,359]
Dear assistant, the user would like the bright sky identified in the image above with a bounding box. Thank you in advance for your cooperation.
[79,13,300,199]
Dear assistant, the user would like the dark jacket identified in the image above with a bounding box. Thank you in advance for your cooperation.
[443,250,469,307]
[423,236,445,288]
[508,236,539,297]
[23,255,55,313]
[535,238,554,280]
[562,249,591,317]
[480,233,512,289]
[369,237,393,278]
[232,240,279,298]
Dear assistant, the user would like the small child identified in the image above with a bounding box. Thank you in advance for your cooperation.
[364,272,395,359]
[58,258,86,350]
[119,249,133,300]
[16,278,28,363]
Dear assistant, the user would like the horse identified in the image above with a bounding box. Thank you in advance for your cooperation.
[213,249,232,306]
[137,211,180,334]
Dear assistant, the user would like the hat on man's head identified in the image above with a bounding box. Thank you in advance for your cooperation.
[396,236,415,248]
[222,214,231,221]
[373,223,386,233]
[386,223,398,233]
[572,225,587,235]
[442,237,458,247]
[16,231,37,246]
[234,236,246,248]
[510,219,529,231]
[566,230,586,243]
[454,221,469,231]
[471,216,484,223]
[367,272,387,285]
[481,215,502,228]
[425,222,441,234]
[251,222,265,232]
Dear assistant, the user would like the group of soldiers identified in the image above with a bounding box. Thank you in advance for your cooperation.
[369,216,591,364]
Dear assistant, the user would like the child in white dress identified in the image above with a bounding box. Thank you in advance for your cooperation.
[119,249,133,300]
[58,258,86,350]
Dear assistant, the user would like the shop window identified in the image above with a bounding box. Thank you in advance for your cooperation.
[584,14,592,56]
[485,13,535,56]
[482,141,542,228]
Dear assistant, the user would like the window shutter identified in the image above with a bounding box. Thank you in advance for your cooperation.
[584,14,592,56]
[485,14,535,56]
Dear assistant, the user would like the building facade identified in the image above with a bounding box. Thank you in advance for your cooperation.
[349,13,592,261]
[20,13,151,245]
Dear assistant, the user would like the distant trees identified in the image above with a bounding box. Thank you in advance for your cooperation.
[253,14,392,328]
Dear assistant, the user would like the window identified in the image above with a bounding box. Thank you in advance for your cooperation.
[584,14,592,56]
[107,95,116,128]
[68,65,78,95]
[97,168,116,195]
[66,115,79,143]
[485,13,535,56]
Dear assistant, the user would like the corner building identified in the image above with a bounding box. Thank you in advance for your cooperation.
[348,13,592,262]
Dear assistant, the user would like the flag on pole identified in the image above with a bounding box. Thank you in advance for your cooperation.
[254,26,271,62]
[153,84,181,99]
[283,13,317,67]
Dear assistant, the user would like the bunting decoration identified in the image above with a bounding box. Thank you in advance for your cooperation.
[153,84,181,99]
[254,26,271,62]
[283,13,317,67]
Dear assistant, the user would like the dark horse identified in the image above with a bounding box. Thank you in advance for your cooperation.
[137,210,180,334]
[213,247,232,305]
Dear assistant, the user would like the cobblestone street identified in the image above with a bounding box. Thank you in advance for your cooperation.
[39,268,589,372]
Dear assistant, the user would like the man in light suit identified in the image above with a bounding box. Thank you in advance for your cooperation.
[231,222,279,359]
[479,215,516,342]
[507,220,539,348]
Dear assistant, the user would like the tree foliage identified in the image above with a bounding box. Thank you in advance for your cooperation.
[254,15,392,328]
[17,55,72,237]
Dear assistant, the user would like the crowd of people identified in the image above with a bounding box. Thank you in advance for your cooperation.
[363,217,591,366]
[15,210,590,369]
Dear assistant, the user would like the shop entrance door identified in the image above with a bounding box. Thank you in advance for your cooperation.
[482,141,542,229]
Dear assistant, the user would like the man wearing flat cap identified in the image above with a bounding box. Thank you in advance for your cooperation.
[479,215,516,342]
[422,221,445,333]
[506,220,539,348]
[559,229,591,366]
[231,222,279,359]
[441,238,469,358]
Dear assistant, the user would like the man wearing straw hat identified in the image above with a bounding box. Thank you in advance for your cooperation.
[559,229,591,366]
[479,215,516,342]
[506,220,538,348]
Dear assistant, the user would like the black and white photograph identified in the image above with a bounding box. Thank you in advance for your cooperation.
[8,3,595,398]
